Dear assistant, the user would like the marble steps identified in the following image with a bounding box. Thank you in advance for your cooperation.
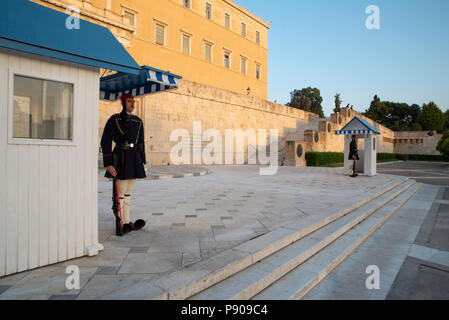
[179,179,413,300]
[253,183,420,300]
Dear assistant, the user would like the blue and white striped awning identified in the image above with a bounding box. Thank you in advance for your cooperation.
[100,65,182,101]
[335,129,375,135]
[334,116,381,135]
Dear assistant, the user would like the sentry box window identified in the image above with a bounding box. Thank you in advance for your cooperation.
[13,75,73,140]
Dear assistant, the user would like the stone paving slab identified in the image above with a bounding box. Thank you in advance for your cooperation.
[0,165,406,299]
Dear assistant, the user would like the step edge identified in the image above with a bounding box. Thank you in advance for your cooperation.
[292,185,421,300]
[227,181,415,300]
[250,178,410,262]
[155,178,409,300]
[193,181,415,300]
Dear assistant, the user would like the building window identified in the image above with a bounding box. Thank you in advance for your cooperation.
[224,52,231,69]
[240,57,247,74]
[183,0,191,9]
[124,10,135,26]
[182,34,191,55]
[204,43,212,62]
[241,22,246,37]
[255,64,261,79]
[225,13,231,29]
[206,2,212,20]
[256,31,260,45]
[13,75,73,140]
[155,23,165,46]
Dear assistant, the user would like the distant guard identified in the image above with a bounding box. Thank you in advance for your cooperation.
[349,135,360,177]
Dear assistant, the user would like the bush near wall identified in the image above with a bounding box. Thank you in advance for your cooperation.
[378,153,449,161]
[406,154,449,161]
[305,152,344,166]
[377,153,397,162]
[305,152,449,166]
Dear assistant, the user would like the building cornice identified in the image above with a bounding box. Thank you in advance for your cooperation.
[222,0,270,29]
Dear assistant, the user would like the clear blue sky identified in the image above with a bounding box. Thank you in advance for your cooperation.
[237,0,449,117]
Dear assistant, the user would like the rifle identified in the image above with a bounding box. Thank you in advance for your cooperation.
[112,176,124,236]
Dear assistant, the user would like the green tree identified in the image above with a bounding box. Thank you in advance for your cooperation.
[417,102,445,132]
[444,109,449,130]
[333,93,342,113]
[287,87,324,118]
[437,130,449,157]
[363,95,390,126]
[363,95,422,131]
[410,122,423,131]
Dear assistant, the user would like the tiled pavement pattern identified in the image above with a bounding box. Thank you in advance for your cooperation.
[378,161,449,186]
[0,165,405,299]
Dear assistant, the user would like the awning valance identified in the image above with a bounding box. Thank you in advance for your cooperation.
[334,116,381,135]
[335,129,376,135]
[100,65,182,101]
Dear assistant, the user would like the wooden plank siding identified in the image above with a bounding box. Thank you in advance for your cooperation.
[0,50,100,276]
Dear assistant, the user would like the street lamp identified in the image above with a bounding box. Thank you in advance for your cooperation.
[247,87,251,95]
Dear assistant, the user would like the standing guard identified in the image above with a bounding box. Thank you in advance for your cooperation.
[349,135,360,177]
[101,93,147,236]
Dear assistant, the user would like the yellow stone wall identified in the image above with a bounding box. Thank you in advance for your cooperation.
[33,0,269,99]
[99,79,314,166]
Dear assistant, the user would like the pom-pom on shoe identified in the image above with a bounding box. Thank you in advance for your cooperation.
[132,219,145,230]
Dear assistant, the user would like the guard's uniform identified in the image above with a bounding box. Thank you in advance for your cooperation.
[101,110,147,180]
[349,139,359,160]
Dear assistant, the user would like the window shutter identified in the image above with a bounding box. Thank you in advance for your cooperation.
[241,58,246,74]
[206,3,212,19]
[156,24,164,45]
[225,13,230,29]
[256,64,261,79]
[205,43,211,62]
[182,35,190,54]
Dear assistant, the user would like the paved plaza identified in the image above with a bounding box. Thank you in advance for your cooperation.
[378,161,449,186]
[0,165,406,299]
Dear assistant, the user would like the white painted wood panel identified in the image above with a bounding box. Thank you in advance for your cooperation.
[17,144,30,272]
[6,145,18,274]
[1,50,100,275]
[28,144,39,270]
[0,51,8,277]
[76,68,86,257]
[38,145,49,267]
[58,146,68,262]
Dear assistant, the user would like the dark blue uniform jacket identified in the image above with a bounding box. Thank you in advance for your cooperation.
[101,110,147,179]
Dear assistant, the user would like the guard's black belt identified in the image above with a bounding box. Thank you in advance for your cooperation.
[116,143,143,151]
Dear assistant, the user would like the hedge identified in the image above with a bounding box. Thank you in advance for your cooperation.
[305,152,449,166]
[377,153,397,161]
[406,154,449,161]
[305,152,344,166]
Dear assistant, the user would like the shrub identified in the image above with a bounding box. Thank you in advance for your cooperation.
[397,154,409,161]
[406,154,449,162]
[377,153,397,161]
[305,152,344,166]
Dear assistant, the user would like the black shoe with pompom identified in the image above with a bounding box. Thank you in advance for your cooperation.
[130,219,146,230]
[122,223,133,234]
